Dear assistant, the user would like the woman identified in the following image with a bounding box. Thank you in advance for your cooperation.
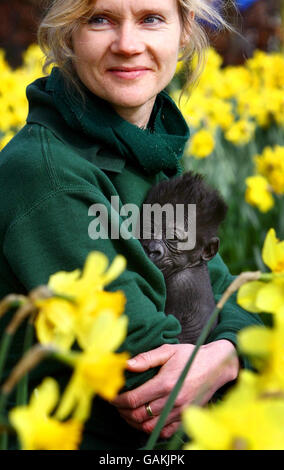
[0,0,263,449]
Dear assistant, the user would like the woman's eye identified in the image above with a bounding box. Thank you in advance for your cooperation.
[143,15,163,25]
[88,16,110,26]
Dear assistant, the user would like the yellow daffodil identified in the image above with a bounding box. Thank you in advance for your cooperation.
[206,98,235,131]
[171,48,284,150]
[238,274,284,317]
[269,171,284,195]
[216,66,251,100]
[35,298,77,351]
[56,311,129,422]
[262,228,284,273]
[255,146,284,195]
[238,316,284,394]
[75,290,126,349]
[254,278,284,316]
[0,45,46,141]
[9,378,83,450]
[237,229,284,315]
[183,370,284,450]
[188,129,215,158]
[236,280,265,314]
[48,251,126,301]
[245,175,274,212]
[0,131,15,150]
[35,252,126,350]
[225,119,255,146]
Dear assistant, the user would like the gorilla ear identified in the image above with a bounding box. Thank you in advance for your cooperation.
[201,237,220,261]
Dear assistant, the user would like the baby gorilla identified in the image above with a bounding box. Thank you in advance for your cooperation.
[140,171,227,344]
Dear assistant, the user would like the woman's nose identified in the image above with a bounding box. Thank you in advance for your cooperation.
[110,22,145,56]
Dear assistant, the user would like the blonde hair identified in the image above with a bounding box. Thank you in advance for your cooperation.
[38,0,233,94]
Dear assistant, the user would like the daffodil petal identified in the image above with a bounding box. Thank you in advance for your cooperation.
[237,281,265,313]
[183,406,232,450]
[29,377,60,415]
[78,311,128,352]
[48,269,81,295]
[101,255,127,286]
[222,370,258,406]
[238,325,273,356]
[9,377,83,450]
[256,280,284,314]
[55,374,93,422]
[262,228,284,273]
[83,252,109,283]
[10,407,82,450]
[35,298,76,350]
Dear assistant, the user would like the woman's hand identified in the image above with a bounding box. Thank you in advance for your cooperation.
[112,340,239,439]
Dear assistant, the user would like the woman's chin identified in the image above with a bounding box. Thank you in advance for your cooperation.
[108,93,156,110]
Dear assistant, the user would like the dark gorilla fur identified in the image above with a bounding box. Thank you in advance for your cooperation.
[140,171,228,344]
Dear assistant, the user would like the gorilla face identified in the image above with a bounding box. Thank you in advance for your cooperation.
[140,216,206,279]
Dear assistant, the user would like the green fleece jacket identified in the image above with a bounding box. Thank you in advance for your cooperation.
[0,68,263,449]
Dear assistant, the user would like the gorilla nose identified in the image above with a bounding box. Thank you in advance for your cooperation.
[147,240,164,261]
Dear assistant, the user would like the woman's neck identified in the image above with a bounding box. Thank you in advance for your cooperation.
[112,97,156,129]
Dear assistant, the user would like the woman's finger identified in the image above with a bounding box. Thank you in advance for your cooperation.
[120,409,182,436]
[126,344,177,372]
[159,421,181,439]
[118,401,182,428]
[112,345,183,408]
[112,373,165,408]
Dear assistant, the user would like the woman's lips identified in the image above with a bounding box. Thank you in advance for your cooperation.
[108,68,150,80]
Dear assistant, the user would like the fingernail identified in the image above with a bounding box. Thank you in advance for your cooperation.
[127,359,136,366]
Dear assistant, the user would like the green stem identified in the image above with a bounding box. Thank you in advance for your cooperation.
[0,393,8,416]
[0,297,27,319]
[144,305,220,450]
[16,321,34,406]
[0,414,13,451]
[0,393,8,450]
[0,333,13,384]
[260,272,284,282]
[0,299,36,386]
[166,425,186,450]
[278,196,284,239]
[50,351,77,368]
[53,293,76,304]
[0,432,7,450]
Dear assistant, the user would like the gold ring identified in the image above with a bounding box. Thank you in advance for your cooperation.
[145,403,154,417]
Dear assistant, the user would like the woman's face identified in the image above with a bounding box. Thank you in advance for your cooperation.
[72,0,185,124]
